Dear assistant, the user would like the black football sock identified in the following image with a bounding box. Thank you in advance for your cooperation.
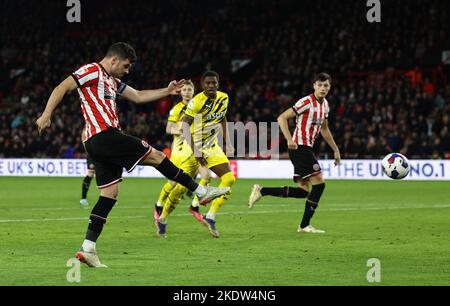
[82,176,93,199]
[85,196,117,242]
[155,204,163,216]
[300,183,325,228]
[261,186,309,198]
[190,205,200,213]
[156,158,198,192]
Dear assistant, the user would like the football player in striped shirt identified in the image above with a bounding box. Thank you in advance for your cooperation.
[36,42,229,267]
[248,73,341,234]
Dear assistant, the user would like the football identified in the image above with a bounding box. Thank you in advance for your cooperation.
[382,153,410,180]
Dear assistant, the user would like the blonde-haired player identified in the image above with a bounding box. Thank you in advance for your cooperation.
[153,80,212,224]
[156,71,236,238]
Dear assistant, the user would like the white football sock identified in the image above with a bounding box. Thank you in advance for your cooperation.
[82,239,96,253]
[191,198,200,207]
[206,212,216,220]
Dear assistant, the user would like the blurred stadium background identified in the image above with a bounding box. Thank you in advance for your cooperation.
[1,0,449,161]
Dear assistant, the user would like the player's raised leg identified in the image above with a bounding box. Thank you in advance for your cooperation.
[248,184,309,208]
[141,149,229,205]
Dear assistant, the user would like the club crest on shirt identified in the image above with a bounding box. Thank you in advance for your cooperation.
[313,164,321,171]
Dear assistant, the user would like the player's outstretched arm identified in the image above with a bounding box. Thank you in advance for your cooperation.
[121,80,185,104]
[277,108,297,150]
[320,119,341,165]
[36,76,77,135]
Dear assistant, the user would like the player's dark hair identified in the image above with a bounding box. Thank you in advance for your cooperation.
[202,70,220,81]
[313,72,332,84]
[106,42,137,63]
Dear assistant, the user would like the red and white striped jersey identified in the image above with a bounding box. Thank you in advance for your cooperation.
[291,94,330,147]
[71,63,127,141]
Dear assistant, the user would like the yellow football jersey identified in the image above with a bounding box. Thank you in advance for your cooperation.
[185,91,229,149]
[167,101,188,152]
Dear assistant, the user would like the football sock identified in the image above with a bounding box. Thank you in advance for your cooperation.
[81,176,93,199]
[192,178,210,207]
[261,186,308,198]
[199,178,211,187]
[209,172,236,216]
[206,211,216,220]
[190,205,200,213]
[82,239,96,253]
[85,196,117,242]
[300,183,325,228]
[157,181,174,206]
[156,158,198,192]
[154,204,163,216]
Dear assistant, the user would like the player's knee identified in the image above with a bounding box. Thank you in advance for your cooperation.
[87,170,95,177]
[310,173,325,185]
[100,183,120,200]
[221,172,236,187]
[169,180,177,187]
[101,189,119,200]
[144,149,166,166]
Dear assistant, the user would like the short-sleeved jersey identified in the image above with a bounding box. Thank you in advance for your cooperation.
[167,101,188,151]
[71,63,127,141]
[185,91,229,149]
[292,94,330,147]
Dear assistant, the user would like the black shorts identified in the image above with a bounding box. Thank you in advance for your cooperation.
[84,128,153,189]
[288,145,321,183]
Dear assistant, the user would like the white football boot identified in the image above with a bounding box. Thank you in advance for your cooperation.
[297,225,325,234]
[198,186,230,205]
[79,199,89,207]
[75,250,108,268]
[248,184,262,209]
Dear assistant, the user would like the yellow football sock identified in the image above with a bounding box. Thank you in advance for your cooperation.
[199,178,211,186]
[157,181,175,205]
[209,172,236,215]
[160,184,188,220]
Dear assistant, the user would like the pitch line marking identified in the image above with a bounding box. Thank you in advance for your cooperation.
[1,204,450,223]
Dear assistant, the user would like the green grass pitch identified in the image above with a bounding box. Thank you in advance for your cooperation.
[0,177,449,286]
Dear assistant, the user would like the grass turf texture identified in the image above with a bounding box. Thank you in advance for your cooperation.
[0,177,449,286]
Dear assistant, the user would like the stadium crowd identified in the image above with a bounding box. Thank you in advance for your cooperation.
[1,0,449,159]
